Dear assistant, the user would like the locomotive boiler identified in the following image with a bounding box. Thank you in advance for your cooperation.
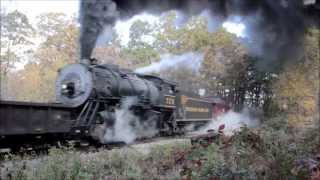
[56,63,166,107]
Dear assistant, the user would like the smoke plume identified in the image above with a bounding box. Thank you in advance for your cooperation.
[79,0,118,60]
[135,52,204,74]
[104,97,158,144]
[192,108,260,136]
[80,0,318,69]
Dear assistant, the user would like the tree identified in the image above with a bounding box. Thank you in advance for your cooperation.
[272,28,319,128]
[121,20,160,69]
[6,13,80,102]
[128,20,153,48]
[152,12,276,111]
[92,45,131,68]
[1,10,34,71]
[30,13,79,101]
[199,31,250,109]
[153,12,220,54]
[152,12,256,108]
[160,66,201,94]
[0,10,34,99]
[36,13,71,37]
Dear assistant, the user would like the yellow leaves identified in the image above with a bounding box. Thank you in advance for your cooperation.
[11,59,65,102]
[13,62,42,101]
[272,33,319,127]
[200,30,246,79]
[286,114,305,128]
[3,13,79,102]
[275,62,316,96]
[210,28,235,47]
[301,98,317,115]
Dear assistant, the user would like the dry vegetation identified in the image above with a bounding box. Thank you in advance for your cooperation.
[1,117,319,180]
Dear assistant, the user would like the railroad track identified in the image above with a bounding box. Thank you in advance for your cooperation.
[0,134,191,160]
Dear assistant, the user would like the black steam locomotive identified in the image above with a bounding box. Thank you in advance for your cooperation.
[0,60,228,148]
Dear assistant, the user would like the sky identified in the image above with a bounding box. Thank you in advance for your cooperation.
[1,0,160,46]
[2,0,245,44]
[1,0,79,20]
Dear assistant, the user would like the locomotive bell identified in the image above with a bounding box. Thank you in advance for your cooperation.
[56,63,93,107]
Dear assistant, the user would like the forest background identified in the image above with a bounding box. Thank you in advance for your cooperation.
[0,10,319,129]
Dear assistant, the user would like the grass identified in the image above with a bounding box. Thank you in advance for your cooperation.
[1,140,189,180]
[1,116,319,180]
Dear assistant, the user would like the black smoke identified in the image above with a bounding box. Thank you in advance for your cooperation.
[79,0,319,69]
[79,0,118,60]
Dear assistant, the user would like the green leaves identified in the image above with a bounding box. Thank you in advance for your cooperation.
[2,10,35,45]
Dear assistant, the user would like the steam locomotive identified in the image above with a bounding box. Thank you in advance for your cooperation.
[0,60,228,148]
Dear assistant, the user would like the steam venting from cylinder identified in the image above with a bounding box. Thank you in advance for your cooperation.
[79,0,318,70]
[103,97,159,144]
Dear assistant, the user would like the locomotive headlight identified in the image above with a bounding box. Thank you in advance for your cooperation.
[61,82,76,97]
[61,84,69,94]
[61,84,67,89]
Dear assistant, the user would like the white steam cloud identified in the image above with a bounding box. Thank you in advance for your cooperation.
[135,52,204,74]
[194,108,259,136]
[95,25,114,47]
[104,97,158,144]
[222,20,246,38]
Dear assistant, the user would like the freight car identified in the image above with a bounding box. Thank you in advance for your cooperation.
[0,101,79,150]
[0,59,228,148]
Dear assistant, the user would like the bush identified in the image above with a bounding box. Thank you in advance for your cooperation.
[178,116,319,179]
[2,142,189,180]
[2,118,318,180]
